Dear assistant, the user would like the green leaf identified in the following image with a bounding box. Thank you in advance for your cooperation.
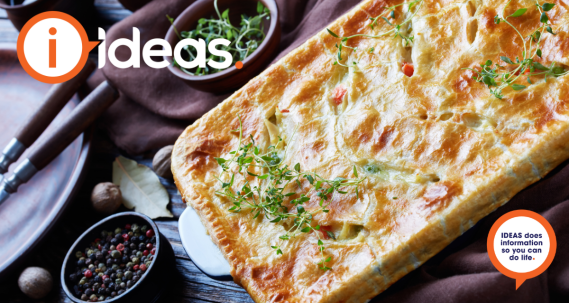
[254,146,259,155]
[198,18,207,24]
[318,239,323,246]
[482,75,496,87]
[381,17,393,26]
[270,217,281,223]
[533,62,549,70]
[246,170,258,177]
[546,25,555,35]
[301,227,311,233]
[326,231,336,240]
[552,66,565,76]
[511,84,526,90]
[314,225,320,230]
[353,165,358,178]
[540,12,549,23]
[297,206,305,213]
[537,49,542,58]
[390,10,395,18]
[325,256,331,262]
[258,174,269,179]
[542,3,555,11]
[284,192,296,197]
[229,174,235,186]
[294,163,300,172]
[327,28,339,38]
[215,157,226,165]
[500,56,514,64]
[307,175,314,185]
[222,9,230,20]
[485,60,492,66]
[257,1,264,13]
[509,8,527,18]
[494,15,501,24]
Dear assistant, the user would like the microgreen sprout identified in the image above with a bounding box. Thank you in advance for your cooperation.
[464,1,568,99]
[167,0,270,75]
[326,0,424,67]
[213,116,365,270]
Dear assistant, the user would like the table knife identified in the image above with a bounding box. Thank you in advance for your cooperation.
[0,81,119,205]
[0,60,96,181]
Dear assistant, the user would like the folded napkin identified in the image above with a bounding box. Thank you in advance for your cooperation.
[94,0,569,302]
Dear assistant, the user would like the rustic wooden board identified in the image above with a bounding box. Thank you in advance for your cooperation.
[0,1,255,301]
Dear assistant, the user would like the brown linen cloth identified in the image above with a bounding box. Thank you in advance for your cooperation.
[94,0,569,302]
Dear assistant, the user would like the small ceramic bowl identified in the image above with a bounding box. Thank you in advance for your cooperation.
[164,0,280,93]
[61,212,175,303]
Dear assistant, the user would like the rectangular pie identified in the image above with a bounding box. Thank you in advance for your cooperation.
[172,0,569,301]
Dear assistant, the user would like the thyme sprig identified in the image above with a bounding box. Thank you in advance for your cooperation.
[213,117,365,270]
[167,0,270,75]
[464,1,568,99]
[326,0,424,67]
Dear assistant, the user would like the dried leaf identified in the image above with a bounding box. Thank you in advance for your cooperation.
[112,156,173,219]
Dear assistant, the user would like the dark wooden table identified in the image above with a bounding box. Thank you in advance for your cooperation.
[0,1,254,302]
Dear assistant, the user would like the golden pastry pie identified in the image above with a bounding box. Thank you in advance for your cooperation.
[172,0,569,301]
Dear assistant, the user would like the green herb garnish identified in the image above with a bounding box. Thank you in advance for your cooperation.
[464,1,568,99]
[167,0,270,75]
[326,0,424,67]
[214,116,365,270]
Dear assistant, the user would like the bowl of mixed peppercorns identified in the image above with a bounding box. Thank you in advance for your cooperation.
[61,212,175,302]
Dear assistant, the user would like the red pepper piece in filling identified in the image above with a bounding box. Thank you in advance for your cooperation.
[333,85,347,105]
[402,62,414,77]
[318,226,334,240]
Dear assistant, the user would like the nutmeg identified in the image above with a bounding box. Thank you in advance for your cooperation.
[152,145,174,179]
[18,267,53,299]
[91,182,122,215]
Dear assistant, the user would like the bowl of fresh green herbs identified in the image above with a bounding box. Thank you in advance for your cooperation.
[164,0,280,93]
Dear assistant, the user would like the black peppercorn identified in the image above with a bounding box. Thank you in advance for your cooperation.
[117,289,125,295]
[77,259,85,267]
[94,276,101,283]
[110,238,118,245]
[133,276,139,283]
[88,254,96,261]
[97,288,105,295]
[112,258,119,264]
[85,258,92,266]
[85,289,93,296]
[122,256,129,263]
[111,291,117,297]
[106,259,112,266]
[123,241,130,247]
[126,281,133,288]
[138,235,146,242]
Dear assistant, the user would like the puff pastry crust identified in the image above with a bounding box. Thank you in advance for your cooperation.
[172,0,569,302]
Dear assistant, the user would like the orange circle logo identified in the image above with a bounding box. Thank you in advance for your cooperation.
[487,210,557,289]
[17,11,99,84]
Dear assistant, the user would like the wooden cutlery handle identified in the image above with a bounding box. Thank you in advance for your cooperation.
[28,81,119,170]
[14,60,96,147]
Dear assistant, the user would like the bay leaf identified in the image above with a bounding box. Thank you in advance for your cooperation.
[112,156,173,219]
